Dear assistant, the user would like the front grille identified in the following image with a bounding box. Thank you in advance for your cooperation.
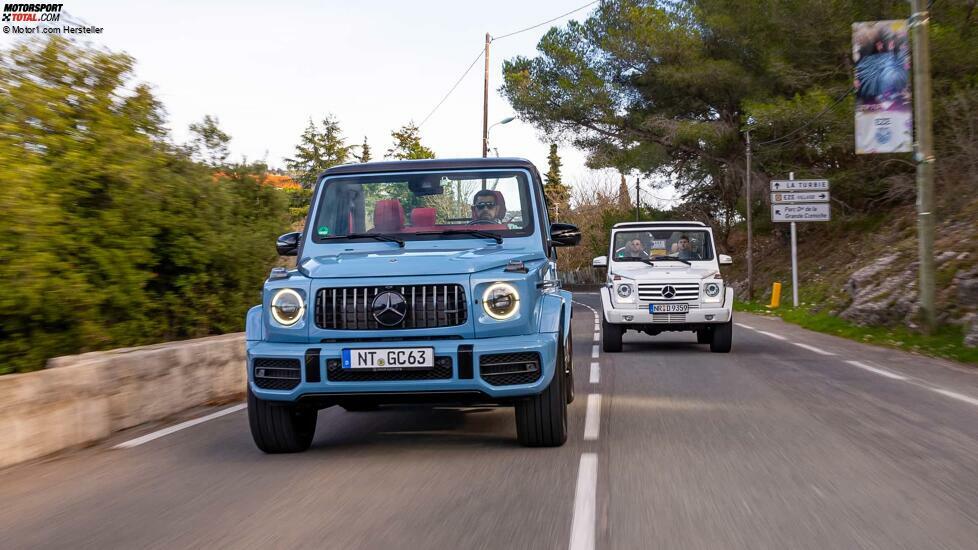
[651,313,687,323]
[315,285,467,330]
[325,357,453,381]
[638,282,700,302]
[480,352,542,386]
[253,358,301,390]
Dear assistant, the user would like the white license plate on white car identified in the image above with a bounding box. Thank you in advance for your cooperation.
[342,347,434,370]
[649,303,689,313]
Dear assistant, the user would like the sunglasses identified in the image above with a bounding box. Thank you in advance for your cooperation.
[475,202,497,210]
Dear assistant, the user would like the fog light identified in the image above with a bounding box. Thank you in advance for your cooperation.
[624,315,634,321]
[706,314,715,321]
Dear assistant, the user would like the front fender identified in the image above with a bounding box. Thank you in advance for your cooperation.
[538,291,571,334]
[246,305,263,341]
[599,285,613,322]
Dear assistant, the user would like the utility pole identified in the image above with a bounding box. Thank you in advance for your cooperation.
[482,32,491,158]
[910,0,936,332]
[635,177,640,221]
[745,129,753,301]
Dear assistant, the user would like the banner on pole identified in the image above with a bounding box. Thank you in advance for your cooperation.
[852,20,912,154]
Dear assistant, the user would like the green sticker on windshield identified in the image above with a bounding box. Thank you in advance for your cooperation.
[317,226,330,237]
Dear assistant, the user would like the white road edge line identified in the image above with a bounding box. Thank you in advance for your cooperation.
[930,388,978,407]
[735,322,755,330]
[756,330,788,341]
[589,362,600,384]
[114,403,246,449]
[791,342,836,356]
[591,345,599,359]
[845,360,908,381]
[583,394,601,440]
[569,453,598,550]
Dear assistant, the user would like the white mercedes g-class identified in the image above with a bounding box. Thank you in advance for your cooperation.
[592,222,733,353]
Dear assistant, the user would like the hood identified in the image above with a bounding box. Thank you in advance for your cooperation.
[299,245,544,278]
[610,262,719,281]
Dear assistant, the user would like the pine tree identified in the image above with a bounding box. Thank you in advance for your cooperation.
[543,143,569,220]
[618,173,632,208]
[284,115,352,188]
[386,123,435,160]
[357,136,372,163]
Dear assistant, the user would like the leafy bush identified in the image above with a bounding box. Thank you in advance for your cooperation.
[0,38,289,373]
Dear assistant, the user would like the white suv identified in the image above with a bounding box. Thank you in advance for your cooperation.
[593,221,733,353]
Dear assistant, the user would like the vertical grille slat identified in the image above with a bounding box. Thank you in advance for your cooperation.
[314,285,466,330]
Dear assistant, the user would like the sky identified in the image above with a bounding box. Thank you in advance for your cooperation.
[0,0,669,199]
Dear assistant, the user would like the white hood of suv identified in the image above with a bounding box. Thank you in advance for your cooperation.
[610,262,718,281]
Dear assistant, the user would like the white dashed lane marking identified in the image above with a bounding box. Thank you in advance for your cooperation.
[593,333,600,342]
[583,394,601,441]
[845,360,908,381]
[568,453,598,550]
[791,342,836,356]
[930,388,978,407]
[756,330,788,341]
[589,362,600,384]
[591,345,599,359]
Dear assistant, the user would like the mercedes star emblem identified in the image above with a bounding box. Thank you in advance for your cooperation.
[372,291,408,327]
[661,285,677,299]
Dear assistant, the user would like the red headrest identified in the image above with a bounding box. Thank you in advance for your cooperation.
[471,190,507,220]
[373,199,404,232]
[411,207,436,227]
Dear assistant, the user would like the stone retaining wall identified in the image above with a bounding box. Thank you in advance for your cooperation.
[0,333,246,469]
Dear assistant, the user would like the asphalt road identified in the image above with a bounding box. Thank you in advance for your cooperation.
[2,293,978,549]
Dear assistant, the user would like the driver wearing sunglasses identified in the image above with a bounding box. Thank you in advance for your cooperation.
[472,189,502,223]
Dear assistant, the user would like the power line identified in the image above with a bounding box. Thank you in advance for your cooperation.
[492,0,600,41]
[418,48,486,128]
[755,87,854,147]
[417,1,600,127]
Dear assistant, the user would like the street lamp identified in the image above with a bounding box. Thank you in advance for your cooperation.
[484,116,516,157]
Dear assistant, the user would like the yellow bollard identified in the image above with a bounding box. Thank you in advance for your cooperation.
[767,282,782,309]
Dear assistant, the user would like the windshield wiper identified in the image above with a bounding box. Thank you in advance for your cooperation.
[415,229,503,244]
[324,233,405,247]
[651,255,691,266]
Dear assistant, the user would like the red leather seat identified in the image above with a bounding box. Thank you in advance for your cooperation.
[372,200,404,233]
[411,207,436,228]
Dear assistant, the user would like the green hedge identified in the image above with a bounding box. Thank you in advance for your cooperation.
[0,38,290,373]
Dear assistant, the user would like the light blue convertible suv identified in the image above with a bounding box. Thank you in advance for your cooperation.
[246,158,581,452]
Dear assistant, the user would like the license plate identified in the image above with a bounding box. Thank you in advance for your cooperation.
[649,303,689,313]
[342,347,434,370]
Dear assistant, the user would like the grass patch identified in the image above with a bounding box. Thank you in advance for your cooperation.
[735,300,978,366]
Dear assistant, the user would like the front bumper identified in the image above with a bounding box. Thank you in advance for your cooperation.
[600,286,733,325]
[247,332,558,402]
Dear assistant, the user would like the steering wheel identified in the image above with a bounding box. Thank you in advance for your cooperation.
[467,219,493,225]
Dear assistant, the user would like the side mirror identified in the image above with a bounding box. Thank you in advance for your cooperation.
[276,232,301,256]
[592,256,608,268]
[550,223,581,247]
[719,254,733,265]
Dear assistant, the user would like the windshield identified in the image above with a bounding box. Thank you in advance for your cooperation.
[612,229,714,262]
[311,169,534,243]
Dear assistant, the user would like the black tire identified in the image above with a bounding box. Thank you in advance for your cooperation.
[248,388,317,453]
[602,316,623,353]
[696,329,711,344]
[709,320,733,353]
[565,328,575,404]
[515,337,568,447]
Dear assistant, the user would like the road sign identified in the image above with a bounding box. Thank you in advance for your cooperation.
[770,191,830,204]
[771,203,831,222]
[770,179,829,192]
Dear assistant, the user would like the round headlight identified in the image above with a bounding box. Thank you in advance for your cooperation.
[271,288,304,326]
[705,282,721,297]
[617,284,632,298]
[482,282,520,320]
